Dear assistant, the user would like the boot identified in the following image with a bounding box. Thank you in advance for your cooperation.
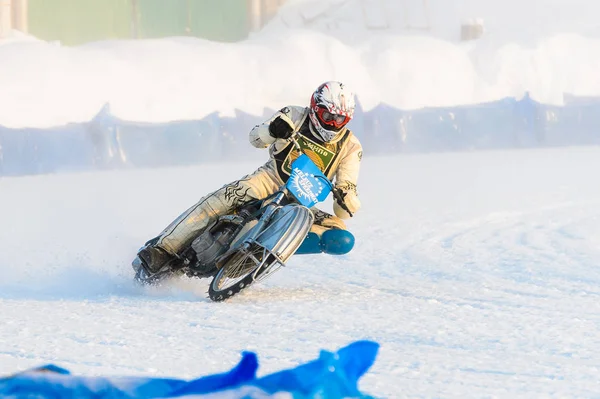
[138,245,175,273]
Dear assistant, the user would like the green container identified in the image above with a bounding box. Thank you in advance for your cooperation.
[28,0,132,45]
[27,0,249,45]
[137,0,248,42]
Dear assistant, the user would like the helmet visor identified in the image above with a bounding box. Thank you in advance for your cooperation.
[318,108,350,129]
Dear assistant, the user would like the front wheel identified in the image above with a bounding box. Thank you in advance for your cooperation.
[208,243,279,301]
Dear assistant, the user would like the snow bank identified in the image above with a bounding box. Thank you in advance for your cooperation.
[0,1,599,128]
[271,0,600,44]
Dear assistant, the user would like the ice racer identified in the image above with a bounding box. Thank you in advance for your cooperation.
[136,81,363,274]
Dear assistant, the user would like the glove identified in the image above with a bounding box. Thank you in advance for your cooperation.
[268,116,294,140]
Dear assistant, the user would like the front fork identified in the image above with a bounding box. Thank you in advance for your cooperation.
[241,190,287,244]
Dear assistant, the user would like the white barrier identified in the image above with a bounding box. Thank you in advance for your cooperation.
[0,0,11,38]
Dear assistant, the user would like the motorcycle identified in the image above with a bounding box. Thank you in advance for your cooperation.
[132,133,353,301]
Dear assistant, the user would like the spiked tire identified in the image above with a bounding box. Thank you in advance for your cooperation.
[208,244,276,302]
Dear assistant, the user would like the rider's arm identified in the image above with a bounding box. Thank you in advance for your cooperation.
[333,135,363,219]
[249,106,304,148]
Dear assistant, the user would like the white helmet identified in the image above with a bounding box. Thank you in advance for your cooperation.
[308,81,356,142]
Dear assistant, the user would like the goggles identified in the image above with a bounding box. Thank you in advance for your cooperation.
[322,110,347,124]
[318,108,350,129]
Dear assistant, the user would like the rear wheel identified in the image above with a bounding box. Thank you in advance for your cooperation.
[208,244,278,301]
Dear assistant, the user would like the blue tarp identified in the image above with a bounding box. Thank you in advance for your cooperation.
[0,340,379,399]
[2,93,600,177]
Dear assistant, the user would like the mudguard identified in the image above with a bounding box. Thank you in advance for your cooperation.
[253,204,314,262]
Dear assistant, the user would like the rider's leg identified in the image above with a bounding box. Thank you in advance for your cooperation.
[139,166,279,272]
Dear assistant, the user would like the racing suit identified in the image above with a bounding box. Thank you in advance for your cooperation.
[154,105,363,256]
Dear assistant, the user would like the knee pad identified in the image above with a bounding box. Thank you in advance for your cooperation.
[296,232,322,255]
[296,230,355,255]
[320,229,355,255]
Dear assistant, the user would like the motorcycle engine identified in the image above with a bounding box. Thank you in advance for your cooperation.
[189,214,247,273]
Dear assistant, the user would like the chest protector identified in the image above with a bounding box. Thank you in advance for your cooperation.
[270,117,351,183]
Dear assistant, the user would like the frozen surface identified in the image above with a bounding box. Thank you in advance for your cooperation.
[2,147,600,397]
[2,2,600,396]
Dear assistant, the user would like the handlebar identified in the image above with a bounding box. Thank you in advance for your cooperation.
[332,187,354,218]
[288,132,303,152]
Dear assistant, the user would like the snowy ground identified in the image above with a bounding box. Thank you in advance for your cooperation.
[2,146,600,398]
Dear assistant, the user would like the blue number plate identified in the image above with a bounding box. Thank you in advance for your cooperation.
[286,154,332,208]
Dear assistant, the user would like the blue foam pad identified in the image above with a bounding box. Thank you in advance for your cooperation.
[296,230,355,255]
[295,232,322,254]
[321,229,355,255]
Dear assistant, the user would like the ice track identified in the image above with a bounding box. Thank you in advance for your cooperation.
[2,147,600,398]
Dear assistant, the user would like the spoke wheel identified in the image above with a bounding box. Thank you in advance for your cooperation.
[208,244,273,301]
